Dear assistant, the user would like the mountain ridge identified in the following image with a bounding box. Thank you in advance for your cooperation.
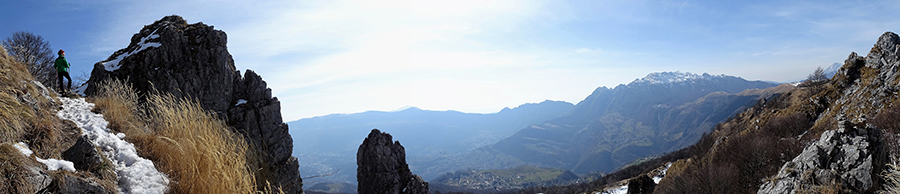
[289,99,575,185]
[446,71,780,176]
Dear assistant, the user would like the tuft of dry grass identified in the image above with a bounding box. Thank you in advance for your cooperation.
[91,79,260,193]
[0,143,36,193]
[882,163,900,194]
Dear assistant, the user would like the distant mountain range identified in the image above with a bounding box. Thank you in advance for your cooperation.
[290,71,790,192]
[422,72,783,178]
[287,100,574,185]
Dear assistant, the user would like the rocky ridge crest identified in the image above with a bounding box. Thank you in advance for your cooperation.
[83,15,301,193]
[755,32,900,193]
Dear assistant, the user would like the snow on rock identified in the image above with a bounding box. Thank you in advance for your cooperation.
[56,97,169,194]
[73,83,88,96]
[14,142,76,172]
[235,99,247,106]
[102,27,163,71]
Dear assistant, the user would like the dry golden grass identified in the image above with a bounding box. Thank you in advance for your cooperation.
[882,163,900,194]
[0,143,36,193]
[92,79,261,194]
[0,46,35,143]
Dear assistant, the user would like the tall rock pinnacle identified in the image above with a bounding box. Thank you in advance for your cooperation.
[83,15,302,193]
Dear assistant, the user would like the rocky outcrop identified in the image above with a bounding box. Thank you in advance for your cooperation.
[357,129,429,194]
[756,32,900,194]
[758,118,884,193]
[626,175,656,194]
[83,15,301,193]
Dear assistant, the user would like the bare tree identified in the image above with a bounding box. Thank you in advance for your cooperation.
[807,66,828,84]
[2,31,56,89]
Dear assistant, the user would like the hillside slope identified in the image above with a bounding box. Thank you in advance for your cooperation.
[648,32,900,193]
[455,72,779,175]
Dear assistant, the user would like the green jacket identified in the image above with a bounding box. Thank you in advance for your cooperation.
[54,56,69,72]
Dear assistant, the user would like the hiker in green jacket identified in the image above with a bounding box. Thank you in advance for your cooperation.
[54,49,71,93]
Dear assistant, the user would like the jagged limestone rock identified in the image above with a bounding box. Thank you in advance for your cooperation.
[83,15,302,193]
[758,122,882,194]
[357,129,429,194]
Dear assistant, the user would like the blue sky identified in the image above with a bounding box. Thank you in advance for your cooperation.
[2,0,898,121]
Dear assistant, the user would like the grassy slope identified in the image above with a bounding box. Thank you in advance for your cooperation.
[90,79,273,194]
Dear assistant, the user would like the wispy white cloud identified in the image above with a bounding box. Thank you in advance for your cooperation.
[73,0,900,120]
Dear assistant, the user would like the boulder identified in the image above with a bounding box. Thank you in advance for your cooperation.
[62,135,102,172]
[357,129,429,194]
[83,15,302,193]
[757,119,884,193]
[626,175,656,194]
[44,173,110,194]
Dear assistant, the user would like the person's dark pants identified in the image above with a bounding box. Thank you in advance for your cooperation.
[57,71,71,92]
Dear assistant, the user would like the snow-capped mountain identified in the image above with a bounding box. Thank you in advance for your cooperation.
[632,72,729,85]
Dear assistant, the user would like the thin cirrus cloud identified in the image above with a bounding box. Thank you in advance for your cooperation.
[53,0,900,120]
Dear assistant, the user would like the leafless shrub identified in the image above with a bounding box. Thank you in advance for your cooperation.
[2,31,56,89]
[762,112,811,138]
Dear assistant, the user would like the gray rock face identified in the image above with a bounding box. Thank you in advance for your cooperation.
[626,175,655,194]
[47,173,110,194]
[24,164,52,193]
[357,129,429,194]
[83,15,301,193]
[758,120,884,194]
[62,135,102,172]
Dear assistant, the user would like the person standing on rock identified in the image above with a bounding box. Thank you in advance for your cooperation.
[54,49,71,93]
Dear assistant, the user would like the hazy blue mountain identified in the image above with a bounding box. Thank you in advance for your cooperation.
[824,62,842,78]
[288,100,574,185]
[433,72,781,176]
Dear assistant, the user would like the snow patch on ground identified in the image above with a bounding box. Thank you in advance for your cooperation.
[594,162,674,194]
[13,142,33,156]
[56,97,169,194]
[37,158,76,172]
[595,185,627,194]
[653,162,673,184]
[14,142,76,172]
[102,27,163,71]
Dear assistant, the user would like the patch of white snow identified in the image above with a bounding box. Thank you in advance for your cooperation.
[13,142,33,156]
[597,185,628,194]
[73,83,88,96]
[14,142,76,172]
[56,97,169,194]
[235,99,247,106]
[653,162,673,184]
[36,158,76,172]
[102,28,163,71]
